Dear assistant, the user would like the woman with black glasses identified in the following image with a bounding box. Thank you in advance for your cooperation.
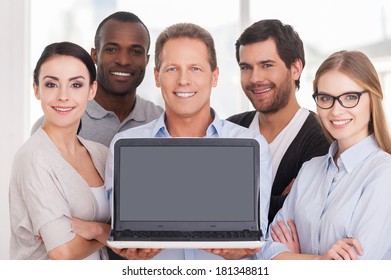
[259,50,391,260]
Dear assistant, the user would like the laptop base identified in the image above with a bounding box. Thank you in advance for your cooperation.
[107,240,264,249]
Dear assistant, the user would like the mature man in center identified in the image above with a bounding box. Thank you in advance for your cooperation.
[105,23,272,260]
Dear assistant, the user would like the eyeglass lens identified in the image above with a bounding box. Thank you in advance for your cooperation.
[315,92,362,109]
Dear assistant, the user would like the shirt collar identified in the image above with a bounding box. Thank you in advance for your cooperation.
[327,134,379,173]
[84,95,146,122]
[85,99,111,119]
[206,109,221,137]
[126,95,147,122]
[151,108,221,138]
[152,113,169,137]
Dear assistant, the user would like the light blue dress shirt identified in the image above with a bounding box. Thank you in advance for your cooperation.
[105,109,272,260]
[260,134,391,260]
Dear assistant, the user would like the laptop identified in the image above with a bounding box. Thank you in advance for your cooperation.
[107,137,263,249]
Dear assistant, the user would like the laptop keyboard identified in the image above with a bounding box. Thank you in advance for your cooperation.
[115,230,261,241]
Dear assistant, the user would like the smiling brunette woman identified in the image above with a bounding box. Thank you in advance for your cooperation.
[9,42,111,259]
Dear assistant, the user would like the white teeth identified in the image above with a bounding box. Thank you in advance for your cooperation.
[54,107,73,112]
[55,107,72,112]
[332,119,351,126]
[253,88,271,94]
[111,72,131,77]
[175,92,195,98]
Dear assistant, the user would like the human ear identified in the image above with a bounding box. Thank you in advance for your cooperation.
[33,83,40,100]
[154,67,161,88]
[291,59,303,81]
[91,48,98,64]
[88,81,97,100]
[212,67,219,88]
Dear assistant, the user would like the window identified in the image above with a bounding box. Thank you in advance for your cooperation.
[30,0,247,127]
[30,0,391,127]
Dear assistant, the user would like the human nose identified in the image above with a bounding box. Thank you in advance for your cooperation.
[178,70,190,86]
[115,49,130,66]
[329,97,345,114]
[249,67,264,84]
[57,86,69,101]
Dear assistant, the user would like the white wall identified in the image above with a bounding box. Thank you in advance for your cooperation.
[0,0,30,259]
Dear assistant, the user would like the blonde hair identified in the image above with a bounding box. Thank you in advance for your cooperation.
[313,50,391,153]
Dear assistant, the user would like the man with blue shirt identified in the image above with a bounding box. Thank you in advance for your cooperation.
[105,22,272,260]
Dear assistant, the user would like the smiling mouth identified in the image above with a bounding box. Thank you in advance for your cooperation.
[252,87,272,94]
[110,71,132,77]
[175,92,196,98]
[331,119,352,126]
[53,106,74,112]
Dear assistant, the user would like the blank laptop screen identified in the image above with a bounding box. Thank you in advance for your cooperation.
[117,139,258,223]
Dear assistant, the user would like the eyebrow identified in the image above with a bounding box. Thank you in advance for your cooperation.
[43,75,86,81]
[258,59,276,64]
[316,90,365,95]
[238,59,276,66]
[104,42,145,49]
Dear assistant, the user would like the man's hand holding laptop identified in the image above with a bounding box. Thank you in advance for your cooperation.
[205,248,261,260]
[112,248,162,260]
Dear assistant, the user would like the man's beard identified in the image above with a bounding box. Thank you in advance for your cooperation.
[248,75,293,114]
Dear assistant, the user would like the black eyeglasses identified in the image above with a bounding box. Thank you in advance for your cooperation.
[312,90,368,109]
